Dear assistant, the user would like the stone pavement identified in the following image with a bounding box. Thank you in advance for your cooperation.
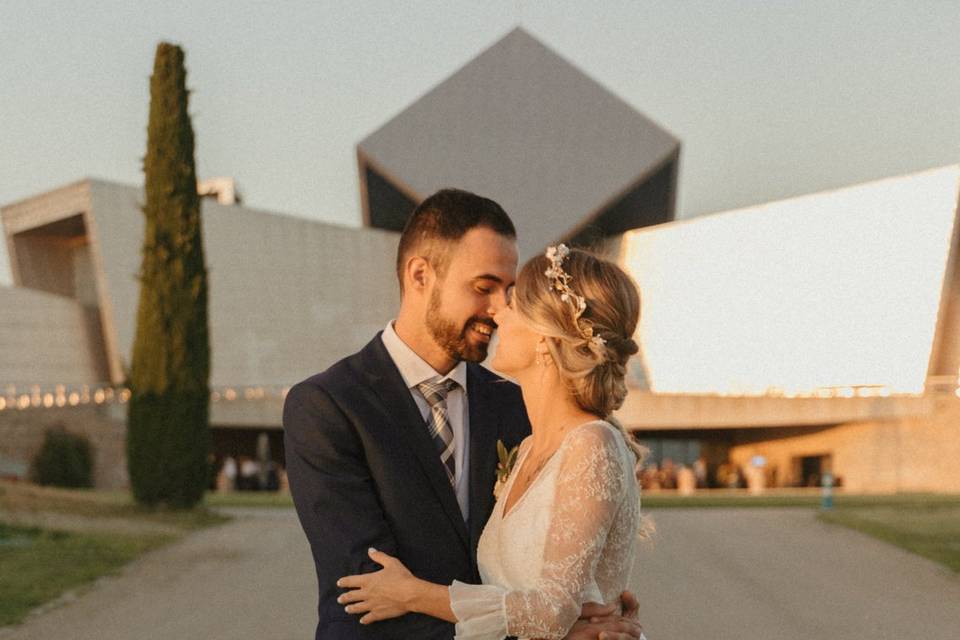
[3,506,960,639]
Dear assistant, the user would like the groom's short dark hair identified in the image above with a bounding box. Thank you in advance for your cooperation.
[396,188,516,293]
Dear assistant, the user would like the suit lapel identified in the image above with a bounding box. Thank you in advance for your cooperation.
[467,365,500,555]
[359,336,470,553]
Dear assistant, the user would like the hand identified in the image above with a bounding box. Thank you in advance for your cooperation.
[564,616,644,640]
[567,592,643,640]
[337,548,419,625]
[619,590,640,620]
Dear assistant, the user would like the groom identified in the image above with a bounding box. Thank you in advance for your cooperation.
[284,189,643,640]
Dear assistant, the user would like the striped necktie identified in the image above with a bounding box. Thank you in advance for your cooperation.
[416,379,459,486]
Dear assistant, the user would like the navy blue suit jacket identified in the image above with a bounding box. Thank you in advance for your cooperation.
[283,333,530,639]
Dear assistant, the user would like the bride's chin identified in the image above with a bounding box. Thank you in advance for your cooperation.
[490,355,511,376]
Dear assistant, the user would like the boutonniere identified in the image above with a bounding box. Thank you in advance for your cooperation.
[493,439,519,500]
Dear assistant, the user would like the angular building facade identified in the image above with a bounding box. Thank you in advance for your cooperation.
[4,27,956,493]
[0,29,678,488]
[1,179,400,486]
[615,166,960,492]
[358,28,680,259]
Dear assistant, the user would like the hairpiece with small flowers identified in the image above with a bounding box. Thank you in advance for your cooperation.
[544,244,606,349]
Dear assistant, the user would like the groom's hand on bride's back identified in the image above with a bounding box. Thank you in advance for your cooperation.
[564,590,643,640]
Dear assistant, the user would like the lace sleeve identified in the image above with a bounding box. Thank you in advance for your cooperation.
[449,423,628,640]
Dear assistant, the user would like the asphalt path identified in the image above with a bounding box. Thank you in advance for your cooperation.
[3,507,960,639]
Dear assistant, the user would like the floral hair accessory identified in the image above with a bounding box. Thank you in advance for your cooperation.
[544,244,606,349]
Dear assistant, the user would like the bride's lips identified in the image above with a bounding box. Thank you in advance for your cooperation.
[470,322,494,343]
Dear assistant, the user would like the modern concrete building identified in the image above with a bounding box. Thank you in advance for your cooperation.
[1,179,400,486]
[614,165,960,492]
[358,28,680,260]
[3,27,957,493]
[0,29,678,488]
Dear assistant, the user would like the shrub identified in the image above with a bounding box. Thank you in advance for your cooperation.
[31,428,93,488]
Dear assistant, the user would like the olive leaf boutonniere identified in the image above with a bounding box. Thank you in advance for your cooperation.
[493,439,519,500]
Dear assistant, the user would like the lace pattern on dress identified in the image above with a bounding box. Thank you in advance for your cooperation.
[450,421,640,640]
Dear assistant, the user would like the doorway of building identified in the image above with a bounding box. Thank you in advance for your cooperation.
[210,427,285,492]
[796,454,832,487]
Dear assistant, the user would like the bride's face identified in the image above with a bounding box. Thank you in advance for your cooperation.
[490,284,541,376]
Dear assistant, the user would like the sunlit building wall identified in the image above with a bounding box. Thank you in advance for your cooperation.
[620,165,960,397]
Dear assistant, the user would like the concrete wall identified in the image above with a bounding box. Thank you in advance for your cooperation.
[617,391,933,430]
[620,165,960,396]
[728,397,960,493]
[87,180,402,388]
[0,286,109,385]
[2,180,90,288]
[1,179,406,486]
[0,403,127,489]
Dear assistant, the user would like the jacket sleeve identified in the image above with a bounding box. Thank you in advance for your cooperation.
[285,380,444,638]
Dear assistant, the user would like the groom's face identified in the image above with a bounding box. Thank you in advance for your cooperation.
[425,227,518,363]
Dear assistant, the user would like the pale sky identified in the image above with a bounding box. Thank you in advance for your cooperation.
[3,1,960,285]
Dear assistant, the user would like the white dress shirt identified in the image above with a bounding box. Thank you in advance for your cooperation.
[381,321,471,520]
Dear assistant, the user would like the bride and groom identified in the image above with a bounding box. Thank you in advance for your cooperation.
[283,189,647,640]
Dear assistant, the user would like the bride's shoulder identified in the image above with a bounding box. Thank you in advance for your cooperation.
[555,421,632,492]
[560,420,622,457]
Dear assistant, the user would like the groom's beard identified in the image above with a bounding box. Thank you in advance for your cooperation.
[426,289,495,363]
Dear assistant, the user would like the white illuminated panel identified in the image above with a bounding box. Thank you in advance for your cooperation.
[621,165,960,395]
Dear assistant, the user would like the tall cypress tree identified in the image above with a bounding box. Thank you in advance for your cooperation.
[127,42,210,508]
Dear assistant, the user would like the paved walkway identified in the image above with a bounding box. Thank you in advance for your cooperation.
[632,508,960,640]
[3,507,960,639]
[0,508,316,640]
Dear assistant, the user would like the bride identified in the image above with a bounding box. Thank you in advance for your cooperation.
[337,245,647,640]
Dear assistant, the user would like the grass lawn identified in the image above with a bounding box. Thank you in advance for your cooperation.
[819,504,960,572]
[0,523,173,626]
[0,481,230,627]
[0,482,229,530]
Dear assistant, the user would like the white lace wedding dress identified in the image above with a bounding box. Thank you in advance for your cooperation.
[448,420,641,640]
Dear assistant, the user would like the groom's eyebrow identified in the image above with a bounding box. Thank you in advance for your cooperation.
[473,274,504,284]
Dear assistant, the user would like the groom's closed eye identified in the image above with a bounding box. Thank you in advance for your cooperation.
[472,275,506,295]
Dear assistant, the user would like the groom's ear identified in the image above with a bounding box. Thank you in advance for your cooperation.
[406,256,431,292]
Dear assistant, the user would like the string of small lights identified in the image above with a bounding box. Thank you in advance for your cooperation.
[0,384,291,412]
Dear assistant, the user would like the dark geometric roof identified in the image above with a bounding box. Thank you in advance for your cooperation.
[357,28,681,259]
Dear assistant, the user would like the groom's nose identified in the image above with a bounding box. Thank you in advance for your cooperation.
[488,290,508,314]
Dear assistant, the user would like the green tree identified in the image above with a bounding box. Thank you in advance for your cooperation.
[127,42,210,508]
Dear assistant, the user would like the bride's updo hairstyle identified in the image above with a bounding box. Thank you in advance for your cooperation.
[514,247,645,458]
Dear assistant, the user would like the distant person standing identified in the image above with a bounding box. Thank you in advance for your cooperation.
[218,455,237,492]
[239,456,260,491]
[693,456,707,488]
[677,464,696,495]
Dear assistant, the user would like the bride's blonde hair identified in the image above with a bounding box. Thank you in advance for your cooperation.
[513,248,648,465]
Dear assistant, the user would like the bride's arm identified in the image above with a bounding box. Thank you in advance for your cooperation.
[450,423,630,640]
[336,549,457,624]
[338,424,631,639]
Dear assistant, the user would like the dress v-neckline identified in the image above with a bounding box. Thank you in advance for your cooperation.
[499,419,608,521]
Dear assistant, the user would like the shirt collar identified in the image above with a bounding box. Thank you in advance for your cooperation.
[382,321,467,391]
